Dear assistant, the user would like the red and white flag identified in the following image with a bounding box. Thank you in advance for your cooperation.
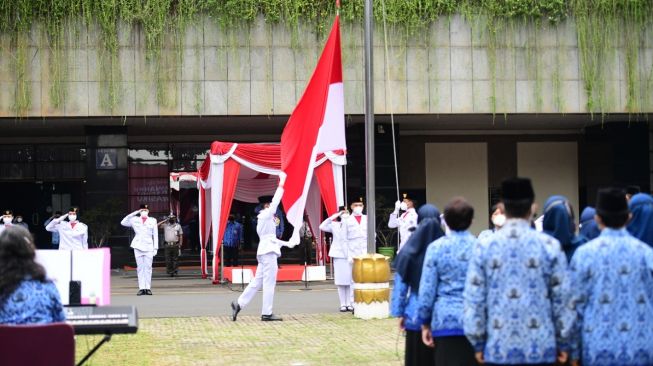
[280,15,346,244]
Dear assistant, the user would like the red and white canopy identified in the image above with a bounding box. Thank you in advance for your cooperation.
[197,141,345,282]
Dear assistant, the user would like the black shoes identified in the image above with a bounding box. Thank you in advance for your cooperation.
[339,306,348,312]
[231,301,241,321]
[137,290,145,296]
[145,289,153,295]
[261,314,283,321]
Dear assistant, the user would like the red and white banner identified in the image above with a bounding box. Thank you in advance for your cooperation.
[281,15,346,245]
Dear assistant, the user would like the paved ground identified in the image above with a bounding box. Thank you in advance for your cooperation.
[74,269,405,366]
[111,269,347,318]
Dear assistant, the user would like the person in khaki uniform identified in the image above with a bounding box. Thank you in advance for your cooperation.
[158,214,183,277]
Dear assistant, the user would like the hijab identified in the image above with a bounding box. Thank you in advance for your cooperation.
[394,204,445,292]
[579,207,600,241]
[627,193,653,246]
[542,195,587,260]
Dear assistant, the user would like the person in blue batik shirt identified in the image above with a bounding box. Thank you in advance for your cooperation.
[463,177,572,366]
[568,188,653,366]
[579,207,601,241]
[391,204,444,366]
[627,192,653,247]
[223,214,244,267]
[0,226,65,325]
[418,197,478,365]
[542,195,588,261]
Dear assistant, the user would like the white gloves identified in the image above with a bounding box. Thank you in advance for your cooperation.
[278,172,287,187]
[284,237,300,249]
[394,200,401,213]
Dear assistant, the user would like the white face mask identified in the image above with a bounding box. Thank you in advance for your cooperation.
[353,207,363,215]
[492,214,506,227]
[400,202,408,211]
[16,218,23,223]
[141,211,149,218]
[68,215,77,222]
[2,217,12,224]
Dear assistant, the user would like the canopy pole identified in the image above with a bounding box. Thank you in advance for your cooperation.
[364,0,376,254]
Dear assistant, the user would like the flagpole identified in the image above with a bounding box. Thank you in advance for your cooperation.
[364,0,376,254]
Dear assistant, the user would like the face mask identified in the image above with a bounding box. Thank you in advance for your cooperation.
[353,207,363,215]
[400,202,408,211]
[16,218,23,223]
[2,217,12,224]
[68,215,77,222]
[141,211,149,218]
[492,214,506,227]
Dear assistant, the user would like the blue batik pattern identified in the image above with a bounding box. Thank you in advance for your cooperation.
[390,273,423,332]
[0,279,65,325]
[417,230,476,337]
[463,219,572,365]
[568,228,653,366]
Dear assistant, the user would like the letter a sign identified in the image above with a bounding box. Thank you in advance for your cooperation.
[96,148,117,170]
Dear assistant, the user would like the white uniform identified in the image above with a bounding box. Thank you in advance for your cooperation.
[45,218,88,250]
[238,188,294,316]
[388,207,418,252]
[321,213,353,308]
[0,223,13,235]
[121,211,159,291]
[345,214,368,258]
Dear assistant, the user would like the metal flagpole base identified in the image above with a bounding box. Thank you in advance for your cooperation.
[299,262,312,291]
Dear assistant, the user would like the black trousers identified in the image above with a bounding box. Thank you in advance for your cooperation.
[223,246,239,267]
[405,329,434,366]
[433,336,477,366]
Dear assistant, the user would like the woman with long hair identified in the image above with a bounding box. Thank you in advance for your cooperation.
[391,204,445,365]
[0,226,65,324]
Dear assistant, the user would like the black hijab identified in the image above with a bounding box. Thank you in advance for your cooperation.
[394,204,444,292]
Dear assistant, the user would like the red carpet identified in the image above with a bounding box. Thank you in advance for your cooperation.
[224,264,310,282]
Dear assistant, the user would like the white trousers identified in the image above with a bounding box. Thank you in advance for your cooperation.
[134,249,154,290]
[237,253,278,316]
[337,285,353,307]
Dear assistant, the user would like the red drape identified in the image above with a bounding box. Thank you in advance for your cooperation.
[210,141,281,169]
[315,161,338,215]
[212,158,241,283]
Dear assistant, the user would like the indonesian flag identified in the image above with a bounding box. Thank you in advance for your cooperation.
[281,15,346,244]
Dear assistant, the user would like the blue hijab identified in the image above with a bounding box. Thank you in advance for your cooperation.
[543,195,587,260]
[579,207,600,241]
[627,193,653,246]
[394,204,444,292]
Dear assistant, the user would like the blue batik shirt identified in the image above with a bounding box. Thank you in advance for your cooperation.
[568,228,653,366]
[418,230,476,337]
[0,279,66,325]
[390,273,423,332]
[223,221,243,248]
[463,219,572,365]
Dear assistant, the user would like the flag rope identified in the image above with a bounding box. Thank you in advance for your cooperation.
[380,0,400,203]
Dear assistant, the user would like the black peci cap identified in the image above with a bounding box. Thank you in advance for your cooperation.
[501,177,535,202]
[3,210,12,216]
[596,188,629,216]
[258,195,273,204]
[140,204,149,210]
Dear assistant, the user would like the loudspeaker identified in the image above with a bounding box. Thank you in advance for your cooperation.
[69,280,81,305]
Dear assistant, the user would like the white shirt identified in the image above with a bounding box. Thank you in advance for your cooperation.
[320,215,348,259]
[256,188,286,257]
[121,212,159,253]
[388,208,418,251]
[0,223,13,235]
[45,219,88,250]
[344,214,368,258]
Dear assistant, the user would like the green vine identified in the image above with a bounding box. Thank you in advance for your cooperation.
[0,0,651,117]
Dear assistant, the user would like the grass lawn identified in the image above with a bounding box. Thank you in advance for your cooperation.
[75,313,404,365]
